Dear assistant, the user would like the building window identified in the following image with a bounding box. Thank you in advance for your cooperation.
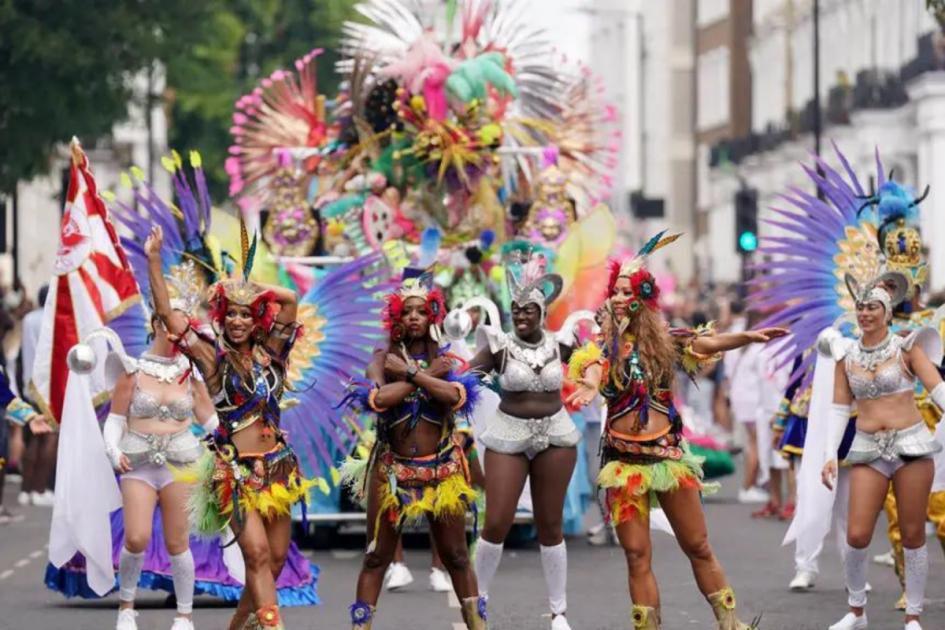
[697,0,729,27]
[697,47,730,131]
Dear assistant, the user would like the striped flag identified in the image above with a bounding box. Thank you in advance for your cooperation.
[29,138,140,424]
[42,138,140,596]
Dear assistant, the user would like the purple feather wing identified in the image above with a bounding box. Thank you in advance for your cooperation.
[281,254,395,478]
[750,142,883,384]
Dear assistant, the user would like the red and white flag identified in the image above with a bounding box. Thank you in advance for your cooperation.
[39,138,140,596]
[29,138,140,423]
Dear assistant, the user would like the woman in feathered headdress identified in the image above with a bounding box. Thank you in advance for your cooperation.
[567,233,787,629]
[339,269,484,630]
[450,249,590,630]
[818,271,944,630]
[146,223,313,630]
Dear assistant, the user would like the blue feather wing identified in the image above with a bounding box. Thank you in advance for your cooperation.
[281,254,395,478]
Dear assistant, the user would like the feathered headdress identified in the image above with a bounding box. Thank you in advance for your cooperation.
[856,175,930,290]
[207,218,277,332]
[606,231,681,311]
[505,248,563,315]
[382,267,447,341]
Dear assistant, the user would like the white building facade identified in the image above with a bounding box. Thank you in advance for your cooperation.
[702,0,945,287]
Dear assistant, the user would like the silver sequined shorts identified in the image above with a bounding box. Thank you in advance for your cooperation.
[846,421,941,478]
[119,427,203,469]
[479,407,581,460]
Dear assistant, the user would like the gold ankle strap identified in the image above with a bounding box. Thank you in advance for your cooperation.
[631,605,660,629]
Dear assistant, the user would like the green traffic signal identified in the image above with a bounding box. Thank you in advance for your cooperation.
[738,230,758,252]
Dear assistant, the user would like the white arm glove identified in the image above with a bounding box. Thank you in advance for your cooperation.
[200,412,219,434]
[931,383,945,447]
[103,412,127,469]
[823,403,852,462]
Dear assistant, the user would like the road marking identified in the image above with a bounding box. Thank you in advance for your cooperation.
[0,570,13,580]
[29,550,42,559]
[447,590,460,608]
[14,558,29,568]
[452,624,465,630]
[330,550,360,560]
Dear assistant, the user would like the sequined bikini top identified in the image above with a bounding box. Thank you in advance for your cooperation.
[478,328,563,393]
[128,354,193,421]
[844,334,915,401]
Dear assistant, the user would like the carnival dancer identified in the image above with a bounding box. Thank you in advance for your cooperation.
[457,252,588,630]
[866,189,945,611]
[100,310,218,630]
[821,272,943,630]
[568,233,787,630]
[340,270,485,630]
[146,225,314,630]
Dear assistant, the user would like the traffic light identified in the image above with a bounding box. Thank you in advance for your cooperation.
[735,188,758,254]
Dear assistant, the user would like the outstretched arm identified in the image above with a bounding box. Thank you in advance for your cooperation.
[690,327,789,355]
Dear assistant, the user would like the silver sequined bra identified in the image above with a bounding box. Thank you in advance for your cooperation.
[496,334,563,393]
[844,335,914,401]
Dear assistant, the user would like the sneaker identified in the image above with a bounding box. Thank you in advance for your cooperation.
[737,487,770,504]
[872,551,895,567]
[550,614,572,630]
[17,491,30,506]
[429,567,451,592]
[788,570,815,591]
[587,523,611,546]
[116,608,139,630]
[828,612,867,629]
[904,621,923,630]
[778,503,796,520]
[31,491,54,507]
[169,618,194,630]
[385,562,413,591]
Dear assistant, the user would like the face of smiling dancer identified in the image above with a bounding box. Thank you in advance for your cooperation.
[510,301,542,339]
[402,297,431,340]
[611,276,635,320]
[225,304,255,346]
[855,300,887,336]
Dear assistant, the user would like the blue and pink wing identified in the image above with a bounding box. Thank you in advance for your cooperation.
[282,254,395,478]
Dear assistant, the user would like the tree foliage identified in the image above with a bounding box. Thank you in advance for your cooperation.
[166,0,360,196]
[0,0,216,192]
[0,0,359,195]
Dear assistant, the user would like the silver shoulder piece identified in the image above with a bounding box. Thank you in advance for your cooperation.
[816,327,852,361]
[902,326,944,366]
[67,327,138,387]
[444,296,502,342]
[554,310,599,347]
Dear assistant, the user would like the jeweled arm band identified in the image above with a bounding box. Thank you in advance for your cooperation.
[450,382,468,411]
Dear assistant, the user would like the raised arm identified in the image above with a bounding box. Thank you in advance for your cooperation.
[145,227,216,378]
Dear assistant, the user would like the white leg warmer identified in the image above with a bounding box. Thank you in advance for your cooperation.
[844,545,869,608]
[904,544,928,616]
[540,541,568,615]
[118,548,145,602]
[169,549,195,615]
[473,537,504,598]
